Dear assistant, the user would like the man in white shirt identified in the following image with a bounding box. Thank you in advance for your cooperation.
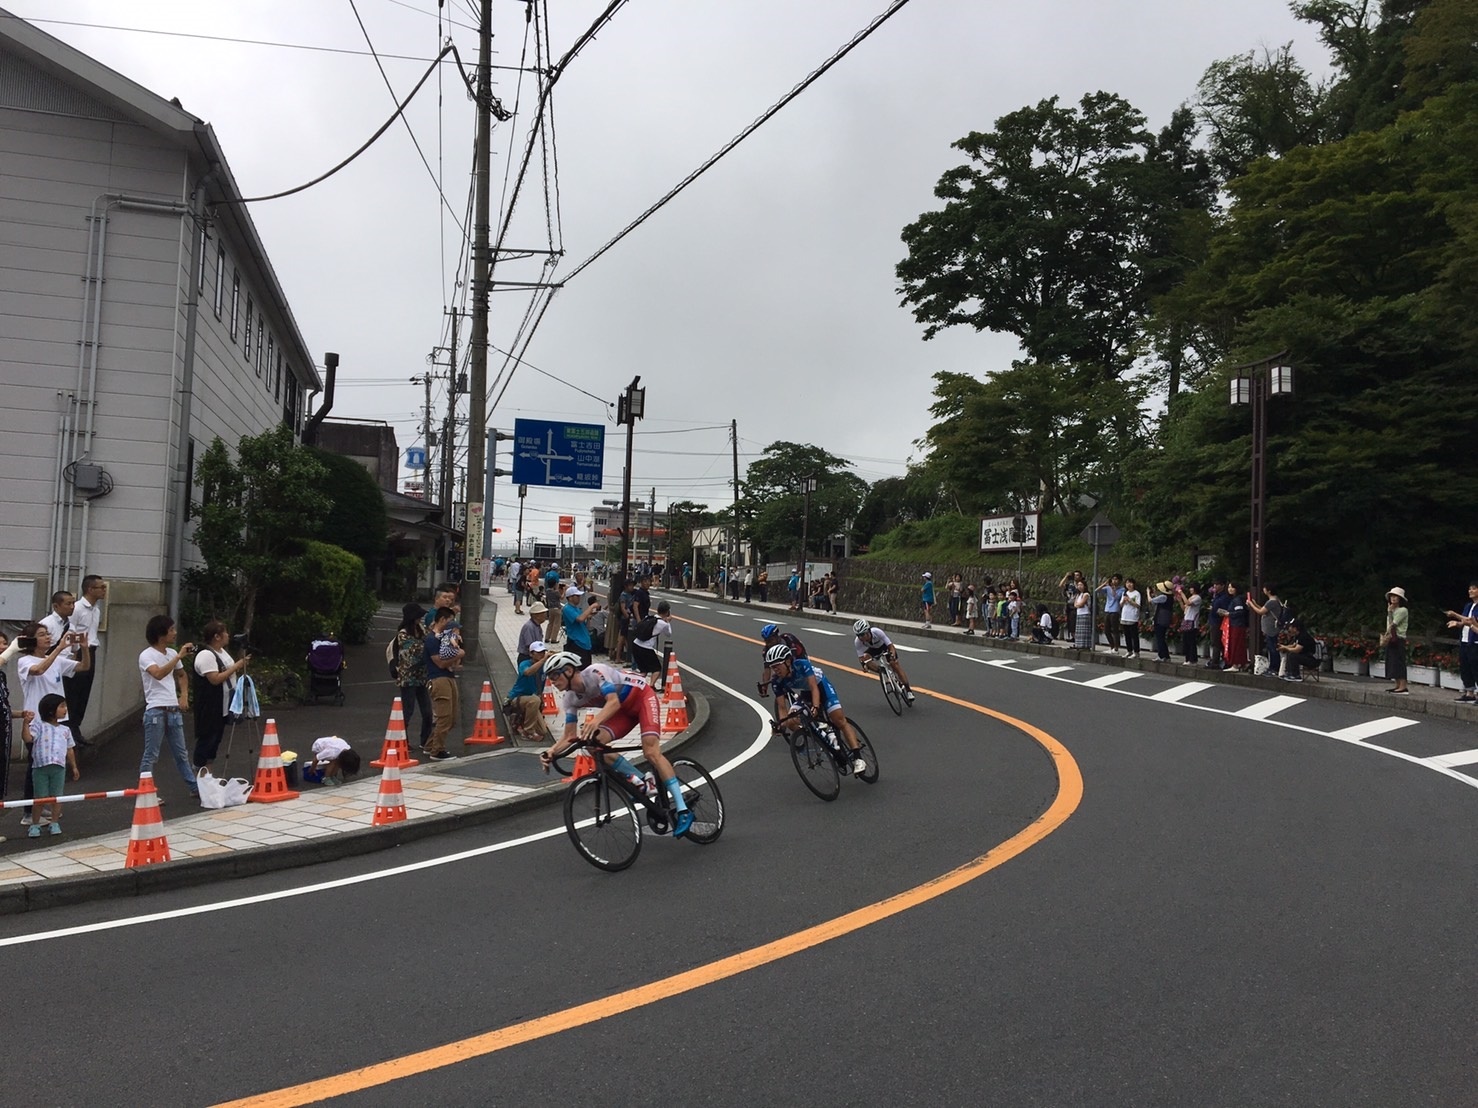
[67,576,106,744]
[138,614,199,798]
[38,590,93,747]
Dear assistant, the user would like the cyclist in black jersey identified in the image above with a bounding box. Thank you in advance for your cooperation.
[757,623,808,697]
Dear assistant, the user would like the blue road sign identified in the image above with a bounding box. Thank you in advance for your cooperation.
[406,446,426,470]
[511,419,605,489]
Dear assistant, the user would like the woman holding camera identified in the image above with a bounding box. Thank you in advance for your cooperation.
[15,621,90,822]
[193,620,250,769]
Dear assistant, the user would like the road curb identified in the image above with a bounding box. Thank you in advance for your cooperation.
[0,690,710,917]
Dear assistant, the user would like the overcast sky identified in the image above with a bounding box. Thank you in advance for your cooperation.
[22,1,1331,551]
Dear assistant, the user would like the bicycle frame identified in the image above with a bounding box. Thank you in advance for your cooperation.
[558,737,676,833]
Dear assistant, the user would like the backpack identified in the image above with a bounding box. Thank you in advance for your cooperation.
[634,614,659,641]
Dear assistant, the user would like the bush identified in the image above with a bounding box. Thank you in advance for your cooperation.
[255,540,369,656]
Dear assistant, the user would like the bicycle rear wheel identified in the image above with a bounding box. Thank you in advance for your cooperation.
[879,664,904,715]
[847,717,879,784]
[672,757,725,844]
[563,775,643,871]
[791,725,841,801]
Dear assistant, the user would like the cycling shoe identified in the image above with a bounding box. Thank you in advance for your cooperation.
[672,810,694,838]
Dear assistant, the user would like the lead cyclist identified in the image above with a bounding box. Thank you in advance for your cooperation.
[853,619,916,703]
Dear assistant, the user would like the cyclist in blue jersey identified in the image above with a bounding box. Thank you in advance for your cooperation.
[757,623,808,697]
[765,643,866,776]
[852,619,916,703]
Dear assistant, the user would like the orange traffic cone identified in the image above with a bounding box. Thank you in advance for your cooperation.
[247,719,301,803]
[124,771,171,868]
[465,681,505,747]
[371,762,408,825]
[564,751,597,781]
[541,680,559,716]
[372,697,420,768]
[662,648,682,695]
[662,652,690,732]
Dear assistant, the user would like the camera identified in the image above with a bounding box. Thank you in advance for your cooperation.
[230,632,257,658]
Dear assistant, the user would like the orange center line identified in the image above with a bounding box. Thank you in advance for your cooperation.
[216,615,1082,1108]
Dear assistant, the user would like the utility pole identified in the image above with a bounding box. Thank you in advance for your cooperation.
[649,486,656,569]
[516,483,526,559]
[730,419,740,573]
[461,0,492,666]
[440,310,460,527]
[617,375,645,581]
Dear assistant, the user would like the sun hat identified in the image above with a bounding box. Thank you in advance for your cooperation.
[1157,580,1175,595]
[530,602,548,615]
[1387,586,1407,600]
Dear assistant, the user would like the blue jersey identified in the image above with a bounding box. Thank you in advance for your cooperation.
[770,657,842,715]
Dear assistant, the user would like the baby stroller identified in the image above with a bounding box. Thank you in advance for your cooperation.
[305,637,346,705]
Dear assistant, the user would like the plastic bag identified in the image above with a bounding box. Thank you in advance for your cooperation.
[197,767,229,809]
[1253,655,1270,676]
[222,778,253,805]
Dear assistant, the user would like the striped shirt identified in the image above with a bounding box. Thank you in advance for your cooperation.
[29,719,74,767]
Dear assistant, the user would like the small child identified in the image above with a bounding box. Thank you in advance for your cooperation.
[964,586,979,636]
[305,736,361,785]
[27,693,78,837]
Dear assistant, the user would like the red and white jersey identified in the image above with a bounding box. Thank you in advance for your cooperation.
[561,663,653,724]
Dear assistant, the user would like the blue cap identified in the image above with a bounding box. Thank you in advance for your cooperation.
[760,624,779,639]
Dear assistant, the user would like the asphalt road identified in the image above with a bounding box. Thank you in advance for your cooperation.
[3,605,1477,1106]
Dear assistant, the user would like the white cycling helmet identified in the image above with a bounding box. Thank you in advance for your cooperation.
[541,650,584,676]
[853,619,871,637]
[764,643,793,667]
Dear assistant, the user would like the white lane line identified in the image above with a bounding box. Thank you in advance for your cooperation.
[1148,682,1215,703]
[1234,694,1304,721]
[1083,672,1141,689]
[0,661,773,948]
[1028,666,1074,677]
[892,644,928,653]
[1330,717,1420,742]
[801,627,845,636]
[717,610,745,617]
[687,604,711,610]
[1425,747,1478,769]
[986,658,1020,667]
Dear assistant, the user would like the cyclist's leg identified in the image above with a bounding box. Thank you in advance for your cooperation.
[889,649,912,690]
[818,678,858,751]
[631,689,690,829]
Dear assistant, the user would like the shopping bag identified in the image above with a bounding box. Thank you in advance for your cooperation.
[222,778,253,806]
[229,674,260,718]
[1253,655,1270,676]
[197,767,229,809]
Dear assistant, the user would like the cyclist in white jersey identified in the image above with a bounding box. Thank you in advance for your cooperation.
[538,653,691,836]
[852,620,916,703]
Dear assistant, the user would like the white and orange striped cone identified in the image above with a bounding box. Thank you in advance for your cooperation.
[123,771,171,868]
[661,652,690,732]
[247,718,300,803]
[464,681,505,747]
[371,697,419,768]
[662,648,683,696]
[563,752,597,781]
[370,762,408,826]
[541,680,559,716]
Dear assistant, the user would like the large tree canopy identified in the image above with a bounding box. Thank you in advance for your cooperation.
[741,442,866,562]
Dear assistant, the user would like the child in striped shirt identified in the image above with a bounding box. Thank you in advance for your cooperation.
[26,693,78,837]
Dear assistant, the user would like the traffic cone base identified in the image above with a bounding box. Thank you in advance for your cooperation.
[124,772,172,868]
[248,719,301,803]
[565,752,597,780]
[371,762,408,825]
[465,680,505,747]
[372,697,419,768]
[541,680,559,716]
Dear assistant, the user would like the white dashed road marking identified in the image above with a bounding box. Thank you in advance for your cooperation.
[1027,666,1074,677]
[1083,672,1142,689]
[1425,747,1478,769]
[1330,717,1421,742]
[1233,694,1304,720]
[1148,681,1215,703]
[801,627,845,636]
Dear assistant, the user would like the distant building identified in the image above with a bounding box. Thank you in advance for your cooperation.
[0,12,322,742]
[591,502,668,565]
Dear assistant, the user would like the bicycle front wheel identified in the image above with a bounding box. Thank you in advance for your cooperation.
[848,717,879,784]
[791,725,841,801]
[672,757,725,844]
[879,665,903,715]
[563,775,643,871]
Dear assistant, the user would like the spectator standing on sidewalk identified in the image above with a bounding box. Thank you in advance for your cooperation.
[743,567,754,603]
[1097,575,1124,651]
[1149,581,1175,661]
[1382,587,1411,694]
[137,615,199,797]
[516,602,549,663]
[38,589,90,748]
[1246,584,1285,676]
[509,559,524,613]
[1223,583,1251,670]
[757,568,769,603]
[423,607,461,759]
[964,584,979,636]
[561,586,598,668]
[787,569,800,611]
[25,694,77,836]
[66,575,106,742]
[947,574,962,627]
[18,621,90,821]
[192,619,250,770]
[1177,582,1203,664]
[631,601,673,685]
[1119,579,1142,657]
[0,632,15,816]
[1203,580,1228,669]
[1444,581,1478,702]
[921,572,935,628]
[1072,578,1093,649]
[395,604,433,752]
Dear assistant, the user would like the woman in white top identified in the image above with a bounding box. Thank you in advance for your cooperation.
[1179,583,1203,665]
[15,620,89,818]
[192,619,250,770]
[1119,578,1143,658]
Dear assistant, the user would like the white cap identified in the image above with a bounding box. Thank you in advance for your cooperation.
[565,587,583,599]
[528,640,548,653]
[922,572,932,579]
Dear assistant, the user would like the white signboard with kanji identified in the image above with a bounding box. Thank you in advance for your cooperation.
[979,512,1039,553]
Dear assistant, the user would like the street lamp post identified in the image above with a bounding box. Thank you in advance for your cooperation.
[1230,352,1294,657]
[798,474,818,610]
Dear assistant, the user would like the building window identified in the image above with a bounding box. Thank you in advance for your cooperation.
[195,223,207,294]
[256,316,264,373]
[244,297,254,364]
[229,268,240,339]
[266,335,274,388]
[214,245,225,318]
[275,352,283,400]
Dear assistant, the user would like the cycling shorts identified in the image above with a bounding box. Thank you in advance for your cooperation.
[598,685,662,741]
[809,675,842,716]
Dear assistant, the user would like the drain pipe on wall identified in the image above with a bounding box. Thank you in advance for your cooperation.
[164,175,214,619]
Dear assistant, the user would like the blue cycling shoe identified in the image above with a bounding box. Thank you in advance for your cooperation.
[672,810,694,838]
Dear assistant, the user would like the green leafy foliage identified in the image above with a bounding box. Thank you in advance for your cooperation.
[306,447,389,570]
[741,442,867,562]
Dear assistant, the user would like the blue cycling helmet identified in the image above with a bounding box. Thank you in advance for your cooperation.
[760,623,780,640]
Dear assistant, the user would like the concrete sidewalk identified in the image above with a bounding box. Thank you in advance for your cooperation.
[0,590,706,914]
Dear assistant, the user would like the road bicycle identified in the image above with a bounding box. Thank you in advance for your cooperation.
[774,694,878,801]
[548,736,724,872]
[865,653,912,716]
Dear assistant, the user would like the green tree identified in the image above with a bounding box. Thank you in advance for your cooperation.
[897,92,1213,388]
[1193,43,1327,184]
[191,425,331,634]
[741,442,866,562]
[306,448,389,570]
